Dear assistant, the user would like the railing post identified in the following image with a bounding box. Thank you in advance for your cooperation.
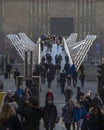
[30,51,33,77]
[24,51,28,77]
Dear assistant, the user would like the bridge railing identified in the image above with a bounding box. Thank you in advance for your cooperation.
[64,33,97,71]
[7,33,40,65]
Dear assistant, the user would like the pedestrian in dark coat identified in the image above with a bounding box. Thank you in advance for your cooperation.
[62,99,75,130]
[55,54,59,64]
[66,71,72,86]
[64,62,70,73]
[47,70,54,88]
[65,55,69,63]
[41,64,46,84]
[70,64,78,88]
[41,56,46,63]
[58,54,62,65]
[79,71,85,88]
[0,103,23,130]
[46,54,52,63]
[43,97,57,130]
[72,70,78,88]
[92,93,103,109]
[81,106,104,130]
[59,70,66,94]
[83,93,93,112]
[14,69,20,84]
[25,76,33,88]
[6,63,12,79]
[76,87,84,103]
[64,86,73,103]
[17,96,43,130]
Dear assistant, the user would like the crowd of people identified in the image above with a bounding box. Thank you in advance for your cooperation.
[0,83,104,130]
[0,34,104,130]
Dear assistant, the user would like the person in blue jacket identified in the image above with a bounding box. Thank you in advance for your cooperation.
[74,103,87,130]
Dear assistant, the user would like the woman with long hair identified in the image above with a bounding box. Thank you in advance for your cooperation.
[81,106,104,130]
[0,103,23,130]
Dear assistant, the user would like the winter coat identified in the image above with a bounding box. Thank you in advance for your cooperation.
[59,72,66,85]
[92,96,103,108]
[64,89,73,102]
[0,115,23,130]
[6,64,12,72]
[64,63,70,73]
[83,96,93,112]
[76,90,84,103]
[41,66,46,76]
[62,104,74,124]
[43,103,57,128]
[14,70,20,80]
[16,89,24,97]
[25,79,33,88]
[74,106,87,122]
[17,105,43,130]
[81,113,104,130]
[47,71,54,82]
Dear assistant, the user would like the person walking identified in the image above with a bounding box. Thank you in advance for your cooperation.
[0,103,23,130]
[64,86,73,103]
[79,71,85,88]
[62,99,75,130]
[74,103,87,130]
[6,63,12,79]
[81,106,104,130]
[66,71,72,86]
[25,76,33,88]
[14,69,20,84]
[17,96,43,130]
[70,64,78,88]
[41,64,46,84]
[43,97,57,130]
[59,70,66,94]
[76,87,84,103]
[47,69,54,88]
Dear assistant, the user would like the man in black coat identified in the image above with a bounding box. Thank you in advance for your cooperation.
[43,97,57,130]
[6,63,12,78]
[47,70,54,88]
[59,70,66,94]
[64,86,73,103]
[14,69,20,84]
[25,76,33,88]
[41,64,46,84]
[17,96,43,130]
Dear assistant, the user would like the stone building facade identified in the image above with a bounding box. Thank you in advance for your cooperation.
[0,0,104,61]
[0,0,104,38]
